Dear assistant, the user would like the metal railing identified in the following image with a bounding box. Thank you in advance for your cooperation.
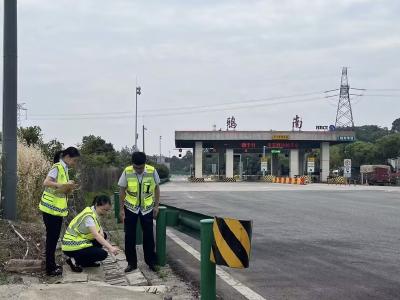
[156,205,216,300]
[113,193,217,300]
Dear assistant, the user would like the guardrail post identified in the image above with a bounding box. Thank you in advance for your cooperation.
[200,219,216,300]
[156,206,167,266]
[114,192,120,223]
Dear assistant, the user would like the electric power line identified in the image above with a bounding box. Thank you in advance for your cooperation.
[27,95,326,121]
[21,88,400,122]
[29,90,326,118]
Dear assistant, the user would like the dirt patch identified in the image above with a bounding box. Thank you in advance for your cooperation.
[0,219,44,278]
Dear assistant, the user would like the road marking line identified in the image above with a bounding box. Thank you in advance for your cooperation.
[166,229,266,300]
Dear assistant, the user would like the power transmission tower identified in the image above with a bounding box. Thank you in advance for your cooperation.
[335,67,354,128]
[17,103,27,126]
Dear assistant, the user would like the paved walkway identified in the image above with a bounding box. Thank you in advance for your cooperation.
[0,249,166,300]
[0,282,163,300]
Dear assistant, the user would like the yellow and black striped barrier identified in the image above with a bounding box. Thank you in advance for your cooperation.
[210,217,252,269]
[188,177,205,182]
[222,177,237,182]
[263,175,275,182]
[327,176,346,184]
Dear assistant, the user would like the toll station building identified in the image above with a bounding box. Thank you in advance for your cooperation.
[175,130,355,182]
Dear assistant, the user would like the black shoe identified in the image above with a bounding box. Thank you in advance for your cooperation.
[148,264,159,272]
[66,258,83,273]
[46,268,63,276]
[124,265,137,273]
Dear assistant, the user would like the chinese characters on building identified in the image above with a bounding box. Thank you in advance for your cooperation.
[239,142,299,149]
[226,116,237,131]
[267,142,298,149]
[292,115,303,131]
[240,142,257,149]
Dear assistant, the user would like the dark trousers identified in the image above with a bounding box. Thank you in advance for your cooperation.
[63,239,108,267]
[124,207,156,267]
[42,212,63,271]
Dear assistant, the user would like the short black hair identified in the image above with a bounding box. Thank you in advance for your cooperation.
[131,151,147,165]
[92,194,111,207]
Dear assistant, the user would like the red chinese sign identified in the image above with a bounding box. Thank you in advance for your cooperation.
[240,142,256,149]
[267,142,298,149]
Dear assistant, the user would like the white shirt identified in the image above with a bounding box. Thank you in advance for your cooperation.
[118,168,160,215]
[47,159,68,180]
[77,206,98,234]
[118,169,160,187]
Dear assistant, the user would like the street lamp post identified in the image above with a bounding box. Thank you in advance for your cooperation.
[142,125,147,153]
[262,146,266,177]
[134,86,141,150]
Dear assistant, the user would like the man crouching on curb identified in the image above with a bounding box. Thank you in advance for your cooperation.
[118,151,160,273]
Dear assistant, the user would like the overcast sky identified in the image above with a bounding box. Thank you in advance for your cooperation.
[1,0,399,156]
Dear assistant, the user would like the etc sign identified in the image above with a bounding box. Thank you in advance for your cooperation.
[316,125,336,131]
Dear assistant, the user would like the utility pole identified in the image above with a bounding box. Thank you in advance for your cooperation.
[142,125,147,153]
[134,85,141,151]
[1,0,18,220]
[262,146,266,177]
[335,67,354,128]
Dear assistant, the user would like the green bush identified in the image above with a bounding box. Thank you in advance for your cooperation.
[146,160,170,179]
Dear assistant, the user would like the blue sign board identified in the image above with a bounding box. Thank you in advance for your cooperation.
[337,136,355,141]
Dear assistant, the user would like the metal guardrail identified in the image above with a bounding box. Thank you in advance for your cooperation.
[156,204,216,300]
[160,204,212,239]
[113,193,219,300]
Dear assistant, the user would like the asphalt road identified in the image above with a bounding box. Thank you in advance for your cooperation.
[161,181,400,300]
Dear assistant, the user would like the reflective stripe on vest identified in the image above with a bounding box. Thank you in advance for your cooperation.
[62,207,101,252]
[39,200,68,214]
[39,163,69,217]
[124,164,156,213]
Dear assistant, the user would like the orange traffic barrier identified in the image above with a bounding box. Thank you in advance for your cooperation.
[268,176,310,185]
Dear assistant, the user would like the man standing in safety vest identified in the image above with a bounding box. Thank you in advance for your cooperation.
[118,151,160,272]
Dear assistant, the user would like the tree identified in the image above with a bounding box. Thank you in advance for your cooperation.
[41,139,64,162]
[115,146,134,169]
[391,118,400,133]
[79,135,117,167]
[18,126,43,146]
[330,144,345,169]
[354,125,390,143]
[374,133,400,162]
[344,141,377,167]
[170,151,193,174]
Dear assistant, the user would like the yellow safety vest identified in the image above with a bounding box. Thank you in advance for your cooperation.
[39,162,69,217]
[61,207,101,252]
[124,164,156,214]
